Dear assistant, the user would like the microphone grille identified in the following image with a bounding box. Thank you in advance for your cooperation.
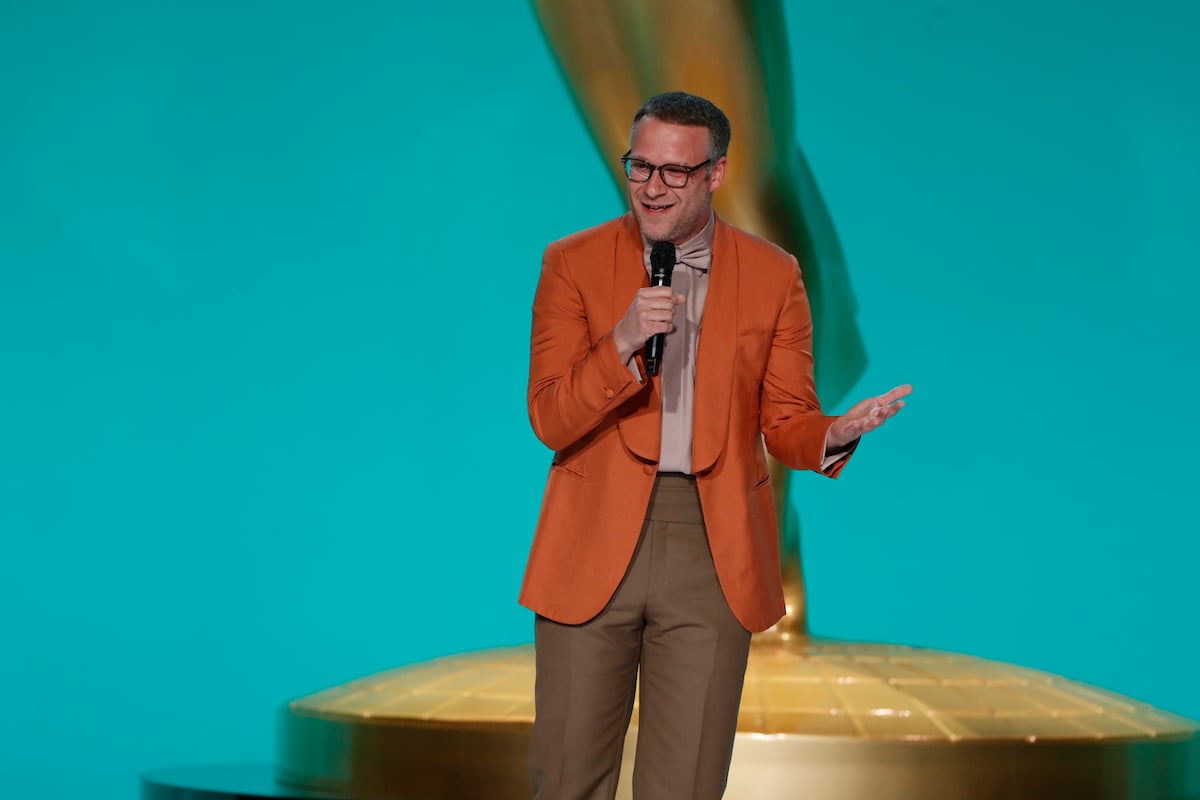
[650,240,676,279]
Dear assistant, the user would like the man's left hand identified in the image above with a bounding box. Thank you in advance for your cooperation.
[826,384,913,451]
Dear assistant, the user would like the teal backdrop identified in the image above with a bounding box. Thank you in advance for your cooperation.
[2,2,1197,799]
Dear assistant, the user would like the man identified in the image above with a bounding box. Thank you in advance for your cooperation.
[521,92,910,800]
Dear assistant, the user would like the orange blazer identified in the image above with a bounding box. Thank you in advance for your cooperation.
[520,213,849,633]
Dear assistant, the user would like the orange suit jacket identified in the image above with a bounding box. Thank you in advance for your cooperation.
[520,213,850,633]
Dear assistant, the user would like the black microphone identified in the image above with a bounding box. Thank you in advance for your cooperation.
[646,240,676,377]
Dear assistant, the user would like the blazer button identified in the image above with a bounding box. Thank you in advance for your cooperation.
[604,387,615,399]
[643,465,654,476]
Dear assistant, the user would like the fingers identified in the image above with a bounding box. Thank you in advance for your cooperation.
[833,384,910,445]
[614,287,684,355]
[856,384,912,418]
[879,384,913,404]
[634,288,679,331]
[868,399,905,420]
[638,286,680,305]
[638,288,683,318]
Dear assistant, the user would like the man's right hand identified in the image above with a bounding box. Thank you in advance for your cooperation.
[613,286,686,363]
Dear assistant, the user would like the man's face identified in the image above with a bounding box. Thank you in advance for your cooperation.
[627,117,726,245]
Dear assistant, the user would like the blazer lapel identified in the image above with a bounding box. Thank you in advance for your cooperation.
[615,213,661,463]
[692,216,737,474]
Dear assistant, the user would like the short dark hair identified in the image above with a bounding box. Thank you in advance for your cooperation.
[630,91,732,162]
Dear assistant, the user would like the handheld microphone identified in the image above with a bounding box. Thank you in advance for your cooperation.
[646,240,676,377]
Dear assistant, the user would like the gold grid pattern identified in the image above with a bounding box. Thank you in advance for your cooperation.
[289,640,1196,742]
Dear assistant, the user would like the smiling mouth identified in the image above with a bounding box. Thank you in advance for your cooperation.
[642,202,673,212]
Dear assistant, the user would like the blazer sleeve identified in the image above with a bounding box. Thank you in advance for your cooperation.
[527,241,646,452]
[759,255,852,477]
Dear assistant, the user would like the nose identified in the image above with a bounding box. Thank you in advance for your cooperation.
[643,169,669,196]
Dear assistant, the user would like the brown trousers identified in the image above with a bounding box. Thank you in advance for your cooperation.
[529,474,752,800]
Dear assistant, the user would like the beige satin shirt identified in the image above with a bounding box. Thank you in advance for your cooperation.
[639,213,715,473]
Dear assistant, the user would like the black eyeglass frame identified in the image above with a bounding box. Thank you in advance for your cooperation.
[620,151,713,188]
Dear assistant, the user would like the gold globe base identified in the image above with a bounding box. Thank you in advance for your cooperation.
[276,639,1199,799]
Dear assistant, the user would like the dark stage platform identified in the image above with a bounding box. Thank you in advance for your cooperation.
[142,764,352,800]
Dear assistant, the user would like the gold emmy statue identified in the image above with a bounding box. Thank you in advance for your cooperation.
[276,3,1199,797]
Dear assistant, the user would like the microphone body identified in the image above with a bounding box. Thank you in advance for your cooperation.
[646,241,676,377]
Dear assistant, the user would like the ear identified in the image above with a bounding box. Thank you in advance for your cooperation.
[707,156,727,192]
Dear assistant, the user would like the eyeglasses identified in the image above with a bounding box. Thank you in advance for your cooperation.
[621,151,712,188]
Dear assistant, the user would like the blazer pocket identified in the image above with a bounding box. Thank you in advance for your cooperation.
[737,329,771,373]
[550,461,588,481]
[737,328,771,348]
